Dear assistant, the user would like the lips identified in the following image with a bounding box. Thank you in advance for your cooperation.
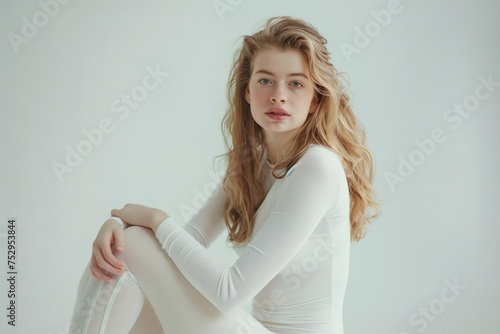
[266,108,290,116]
[266,108,290,121]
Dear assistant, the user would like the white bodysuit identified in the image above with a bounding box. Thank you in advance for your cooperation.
[69,144,351,334]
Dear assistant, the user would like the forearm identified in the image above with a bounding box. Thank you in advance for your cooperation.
[150,213,169,234]
[109,205,169,232]
[108,216,129,229]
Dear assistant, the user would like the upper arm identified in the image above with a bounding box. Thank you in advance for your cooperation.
[156,147,346,313]
[223,148,344,302]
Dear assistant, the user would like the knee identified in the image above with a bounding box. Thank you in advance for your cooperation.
[119,226,174,281]
[119,226,160,262]
[124,225,155,241]
[124,226,158,251]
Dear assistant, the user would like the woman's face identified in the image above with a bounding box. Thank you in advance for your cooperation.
[245,48,316,143]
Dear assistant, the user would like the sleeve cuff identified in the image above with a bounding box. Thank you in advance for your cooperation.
[155,216,184,253]
[108,216,128,229]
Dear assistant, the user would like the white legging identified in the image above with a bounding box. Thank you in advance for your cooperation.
[69,226,275,334]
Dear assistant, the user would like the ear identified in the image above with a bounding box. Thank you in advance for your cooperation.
[245,86,250,104]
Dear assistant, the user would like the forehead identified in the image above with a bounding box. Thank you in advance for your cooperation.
[251,48,309,76]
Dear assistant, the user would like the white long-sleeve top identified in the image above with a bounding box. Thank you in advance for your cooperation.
[155,144,351,333]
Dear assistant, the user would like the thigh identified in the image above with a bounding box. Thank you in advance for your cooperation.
[122,226,276,334]
[129,297,163,334]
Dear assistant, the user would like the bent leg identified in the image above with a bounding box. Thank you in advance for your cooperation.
[68,262,145,334]
[129,297,164,334]
[122,226,276,334]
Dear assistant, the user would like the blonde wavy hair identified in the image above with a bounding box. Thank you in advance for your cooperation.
[221,16,381,244]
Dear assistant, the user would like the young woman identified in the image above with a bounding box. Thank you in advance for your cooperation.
[69,16,380,334]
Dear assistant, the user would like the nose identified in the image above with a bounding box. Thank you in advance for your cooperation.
[270,85,286,104]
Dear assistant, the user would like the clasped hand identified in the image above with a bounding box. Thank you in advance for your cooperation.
[111,203,169,231]
[90,204,169,282]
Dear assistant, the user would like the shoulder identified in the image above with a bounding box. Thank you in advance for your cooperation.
[281,145,347,210]
[286,144,343,177]
[303,144,341,163]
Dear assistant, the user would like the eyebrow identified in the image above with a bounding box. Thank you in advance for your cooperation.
[254,69,309,79]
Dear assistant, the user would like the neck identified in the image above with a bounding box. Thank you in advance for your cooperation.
[264,131,295,165]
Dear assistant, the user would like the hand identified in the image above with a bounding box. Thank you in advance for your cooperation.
[90,219,126,282]
[111,203,168,230]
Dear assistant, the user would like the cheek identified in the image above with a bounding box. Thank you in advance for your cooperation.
[301,92,315,108]
[250,87,268,104]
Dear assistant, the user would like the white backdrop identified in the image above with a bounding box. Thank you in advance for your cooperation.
[1,1,499,333]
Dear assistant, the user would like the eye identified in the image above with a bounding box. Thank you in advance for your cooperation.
[258,78,272,85]
[290,81,303,88]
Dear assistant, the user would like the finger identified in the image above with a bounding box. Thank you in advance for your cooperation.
[90,254,114,282]
[92,242,124,275]
[99,236,126,270]
[90,265,113,282]
[113,229,125,253]
[94,247,123,275]
[110,208,121,217]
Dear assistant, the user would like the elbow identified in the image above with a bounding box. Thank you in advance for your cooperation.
[212,296,247,314]
[183,224,208,248]
[212,268,248,313]
[213,300,238,314]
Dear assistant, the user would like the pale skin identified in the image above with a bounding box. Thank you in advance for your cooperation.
[90,205,168,282]
[90,48,316,282]
[246,48,316,164]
